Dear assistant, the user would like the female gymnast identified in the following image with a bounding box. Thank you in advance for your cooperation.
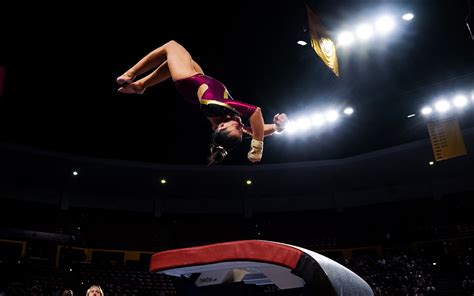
[116,40,288,164]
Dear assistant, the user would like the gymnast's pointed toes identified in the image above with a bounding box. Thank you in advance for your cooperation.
[117,84,145,94]
[116,74,135,85]
[117,86,134,94]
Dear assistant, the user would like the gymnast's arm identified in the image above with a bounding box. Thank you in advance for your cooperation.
[246,107,265,162]
[243,124,278,137]
[249,107,264,141]
[244,113,288,137]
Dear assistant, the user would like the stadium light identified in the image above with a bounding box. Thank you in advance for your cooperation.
[337,31,355,46]
[402,13,414,21]
[356,24,374,40]
[296,117,312,130]
[284,121,297,134]
[325,110,339,122]
[421,107,432,116]
[343,107,354,115]
[283,107,354,136]
[453,95,468,108]
[418,91,474,118]
[334,10,416,49]
[311,114,326,126]
[434,100,451,113]
[375,15,396,35]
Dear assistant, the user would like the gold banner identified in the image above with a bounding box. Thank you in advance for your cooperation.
[305,4,339,77]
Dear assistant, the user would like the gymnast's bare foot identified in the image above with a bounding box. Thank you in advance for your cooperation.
[118,82,146,94]
[116,72,136,85]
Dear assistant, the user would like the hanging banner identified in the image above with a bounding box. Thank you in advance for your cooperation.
[427,115,467,161]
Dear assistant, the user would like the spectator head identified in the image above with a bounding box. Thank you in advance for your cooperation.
[86,285,103,296]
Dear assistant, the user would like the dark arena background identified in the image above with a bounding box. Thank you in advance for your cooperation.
[1,0,474,295]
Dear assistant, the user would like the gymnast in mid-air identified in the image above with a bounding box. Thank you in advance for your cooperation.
[117,40,288,164]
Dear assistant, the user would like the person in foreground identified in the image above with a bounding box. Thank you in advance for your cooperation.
[86,285,104,296]
[117,40,288,164]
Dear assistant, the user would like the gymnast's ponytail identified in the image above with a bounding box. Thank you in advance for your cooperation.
[208,144,228,165]
[208,128,242,165]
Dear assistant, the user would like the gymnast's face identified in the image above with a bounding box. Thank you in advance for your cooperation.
[217,119,243,138]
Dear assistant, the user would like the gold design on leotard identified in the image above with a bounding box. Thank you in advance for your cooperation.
[197,84,209,101]
[200,99,241,116]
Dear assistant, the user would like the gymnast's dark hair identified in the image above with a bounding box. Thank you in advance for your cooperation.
[208,129,242,165]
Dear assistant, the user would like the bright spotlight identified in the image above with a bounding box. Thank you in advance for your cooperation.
[343,107,354,115]
[453,95,468,108]
[434,100,451,113]
[356,24,374,40]
[72,171,78,176]
[407,113,416,118]
[402,13,414,21]
[375,16,396,34]
[311,114,326,126]
[429,161,434,166]
[325,110,339,122]
[160,179,167,184]
[296,117,312,130]
[337,31,355,46]
[246,180,252,185]
[285,121,297,134]
[297,40,307,46]
[421,106,432,115]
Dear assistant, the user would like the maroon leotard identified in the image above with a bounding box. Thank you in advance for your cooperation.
[174,74,258,120]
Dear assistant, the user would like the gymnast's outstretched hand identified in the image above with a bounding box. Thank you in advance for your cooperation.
[273,113,288,132]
